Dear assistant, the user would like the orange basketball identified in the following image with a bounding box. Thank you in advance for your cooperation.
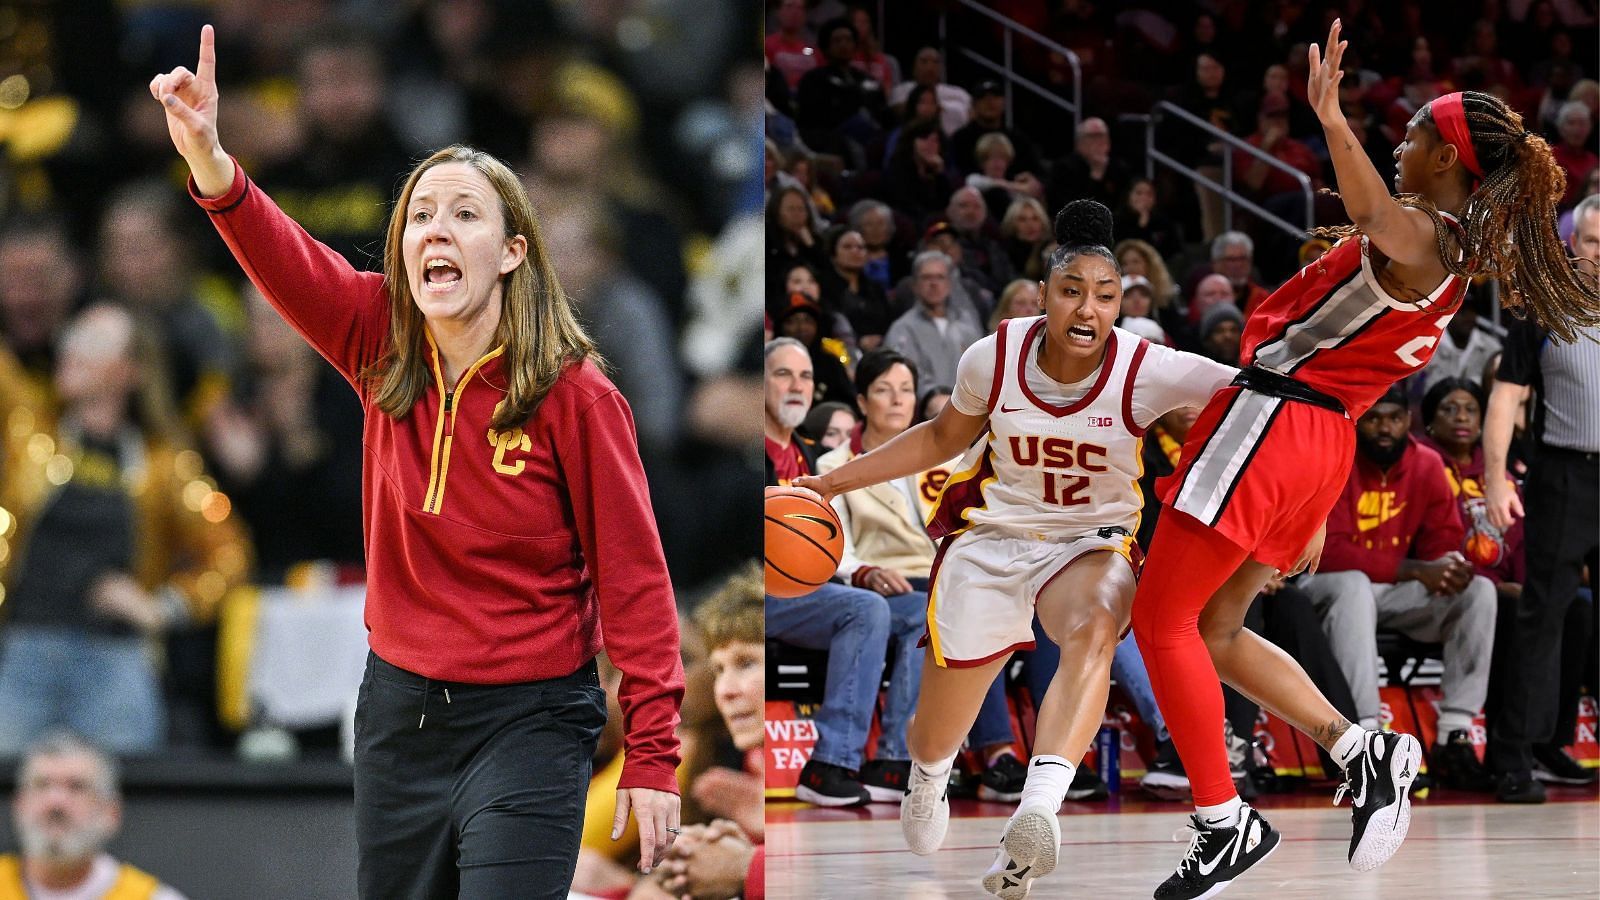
[764,486,845,598]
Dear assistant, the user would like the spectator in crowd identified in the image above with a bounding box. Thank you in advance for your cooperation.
[4,731,188,899]
[988,279,1041,333]
[1051,118,1132,215]
[1201,231,1272,315]
[821,227,893,350]
[1196,302,1243,366]
[95,180,239,429]
[1233,93,1322,201]
[765,0,816,93]
[1483,202,1600,801]
[951,81,1042,177]
[884,251,983,389]
[1113,179,1184,260]
[763,337,898,808]
[893,224,992,330]
[847,199,904,291]
[967,134,1045,223]
[881,83,945,168]
[1000,197,1052,282]
[1553,101,1598,208]
[688,566,766,848]
[1168,51,1249,241]
[916,385,953,424]
[847,5,898,95]
[1557,167,1599,244]
[888,47,972,136]
[0,215,84,399]
[1114,238,1180,310]
[884,118,960,224]
[801,400,858,451]
[1119,275,1159,326]
[784,150,838,222]
[1421,289,1503,391]
[0,305,251,755]
[767,185,827,282]
[1300,386,1497,793]
[1452,19,1521,97]
[795,18,882,164]
[944,186,1014,292]
[773,293,855,406]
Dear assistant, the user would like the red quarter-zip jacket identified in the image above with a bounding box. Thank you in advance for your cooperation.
[193,162,682,793]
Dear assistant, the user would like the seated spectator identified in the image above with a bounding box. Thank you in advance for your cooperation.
[916,385,953,424]
[1197,302,1243,366]
[1119,275,1159,326]
[0,214,85,401]
[951,81,1042,177]
[847,5,898,95]
[884,118,960,223]
[820,227,893,350]
[0,305,251,755]
[692,565,766,841]
[766,185,826,286]
[988,279,1041,333]
[967,134,1045,223]
[1557,172,1599,248]
[1112,178,1184,260]
[772,261,853,351]
[773,294,855,406]
[784,150,837,221]
[1232,93,1321,200]
[795,18,883,165]
[764,0,816,93]
[1114,238,1180,310]
[846,199,905,291]
[1049,117,1132,214]
[888,48,972,136]
[1420,289,1503,392]
[884,251,983,389]
[5,731,189,898]
[944,186,1013,292]
[801,401,858,452]
[891,224,992,328]
[1552,101,1598,208]
[881,83,943,168]
[1300,386,1497,792]
[1000,197,1051,282]
[762,338,895,807]
[1191,231,1271,316]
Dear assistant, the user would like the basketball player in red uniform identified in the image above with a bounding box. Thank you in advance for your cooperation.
[1132,21,1600,899]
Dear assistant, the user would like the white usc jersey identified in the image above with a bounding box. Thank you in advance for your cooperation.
[929,316,1234,542]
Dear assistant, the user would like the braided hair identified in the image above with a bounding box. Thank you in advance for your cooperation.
[1316,91,1599,343]
[1048,199,1121,275]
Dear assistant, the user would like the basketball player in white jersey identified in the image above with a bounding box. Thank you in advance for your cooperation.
[795,200,1236,898]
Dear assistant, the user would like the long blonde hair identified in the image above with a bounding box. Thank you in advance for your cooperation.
[365,146,600,431]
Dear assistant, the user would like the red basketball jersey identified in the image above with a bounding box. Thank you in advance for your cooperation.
[1242,229,1468,418]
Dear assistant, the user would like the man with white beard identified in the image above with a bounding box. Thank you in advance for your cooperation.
[763,338,899,808]
[3,730,187,898]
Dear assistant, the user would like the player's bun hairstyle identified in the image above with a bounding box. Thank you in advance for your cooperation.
[1048,199,1120,275]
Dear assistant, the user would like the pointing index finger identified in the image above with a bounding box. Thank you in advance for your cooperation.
[197,24,217,85]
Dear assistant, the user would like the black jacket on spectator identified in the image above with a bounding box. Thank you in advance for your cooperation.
[821,267,895,341]
[1050,154,1133,214]
[796,63,880,153]
[1113,208,1185,260]
[951,121,1043,177]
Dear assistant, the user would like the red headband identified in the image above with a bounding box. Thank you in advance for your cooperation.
[1432,92,1483,180]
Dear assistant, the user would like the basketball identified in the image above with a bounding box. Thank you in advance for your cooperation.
[764,486,844,598]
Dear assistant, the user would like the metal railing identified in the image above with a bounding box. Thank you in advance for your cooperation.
[1145,101,1315,239]
[938,0,1082,134]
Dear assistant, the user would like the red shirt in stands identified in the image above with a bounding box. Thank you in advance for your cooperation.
[765,435,812,484]
[1419,436,1526,585]
[765,33,817,91]
[191,162,683,793]
[1319,436,1465,583]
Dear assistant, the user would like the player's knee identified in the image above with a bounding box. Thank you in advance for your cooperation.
[1059,605,1119,657]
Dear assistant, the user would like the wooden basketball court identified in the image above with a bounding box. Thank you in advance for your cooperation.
[765,791,1600,898]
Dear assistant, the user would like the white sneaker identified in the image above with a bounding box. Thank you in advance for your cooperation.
[900,762,951,855]
[980,803,1060,899]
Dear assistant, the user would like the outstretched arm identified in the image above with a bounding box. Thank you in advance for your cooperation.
[1309,19,1440,268]
[150,24,233,198]
[794,404,986,502]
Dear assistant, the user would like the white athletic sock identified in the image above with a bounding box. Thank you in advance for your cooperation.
[1017,754,1074,812]
[1435,711,1473,739]
[1196,796,1243,830]
[1331,724,1368,771]
[912,752,957,784]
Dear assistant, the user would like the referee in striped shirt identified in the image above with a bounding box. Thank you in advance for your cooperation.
[1483,193,1600,803]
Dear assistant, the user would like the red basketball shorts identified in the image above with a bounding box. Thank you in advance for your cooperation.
[1159,386,1354,571]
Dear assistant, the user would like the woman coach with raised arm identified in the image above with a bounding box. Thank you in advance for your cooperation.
[151,26,683,899]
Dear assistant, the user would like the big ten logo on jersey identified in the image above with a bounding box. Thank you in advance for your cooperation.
[485,400,531,476]
[919,467,951,504]
[1010,435,1109,506]
[1394,313,1451,367]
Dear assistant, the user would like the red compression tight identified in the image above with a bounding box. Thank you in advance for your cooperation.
[1131,507,1251,807]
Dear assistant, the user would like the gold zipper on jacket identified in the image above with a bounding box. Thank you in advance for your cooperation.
[421,336,504,515]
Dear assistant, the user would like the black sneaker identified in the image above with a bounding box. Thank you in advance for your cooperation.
[1065,764,1108,801]
[1334,730,1422,871]
[1141,740,1191,801]
[1497,769,1548,804]
[1430,730,1497,792]
[1533,744,1599,785]
[795,759,871,807]
[1153,805,1280,899]
[978,752,1027,802]
[861,758,912,803]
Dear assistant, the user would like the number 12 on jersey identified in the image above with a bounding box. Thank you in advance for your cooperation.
[1042,472,1091,506]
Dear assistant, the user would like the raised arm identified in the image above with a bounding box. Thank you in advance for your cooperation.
[150,24,233,198]
[1308,20,1440,268]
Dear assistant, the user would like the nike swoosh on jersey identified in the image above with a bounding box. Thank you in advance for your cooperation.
[999,403,1027,413]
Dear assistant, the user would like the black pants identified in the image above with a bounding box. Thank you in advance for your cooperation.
[353,651,606,899]
[1488,444,1600,775]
